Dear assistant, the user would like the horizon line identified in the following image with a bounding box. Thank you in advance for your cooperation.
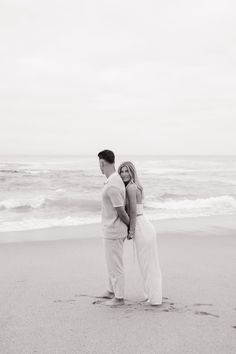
[0,153,235,157]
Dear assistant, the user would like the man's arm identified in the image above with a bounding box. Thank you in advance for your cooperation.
[115,206,130,226]
[107,186,130,226]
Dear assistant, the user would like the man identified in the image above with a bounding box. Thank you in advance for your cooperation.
[98,149,129,306]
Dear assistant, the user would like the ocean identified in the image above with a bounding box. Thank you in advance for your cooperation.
[0,155,236,232]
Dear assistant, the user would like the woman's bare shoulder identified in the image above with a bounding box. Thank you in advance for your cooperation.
[126,182,137,191]
[126,183,137,197]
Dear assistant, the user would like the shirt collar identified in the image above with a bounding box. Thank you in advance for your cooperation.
[104,171,117,184]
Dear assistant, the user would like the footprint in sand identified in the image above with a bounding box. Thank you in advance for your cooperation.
[72,294,220,318]
[92,297,188,314]
[73,294,138,307]
[75,293,106,300]
[73,293,117,306]
[74,294,88,297]
[194,310,219,318]
[131,298,189,314]
[149,301,219,316]
[162,304,190,314]
[79,295,116,305]
[92,300,103,305]
[232,326,236,329]
[53,299,76,304]
[192,303,219,318]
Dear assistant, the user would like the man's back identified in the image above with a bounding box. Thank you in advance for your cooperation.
[102,172,127,239]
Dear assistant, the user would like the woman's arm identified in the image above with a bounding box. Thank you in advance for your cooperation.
[126,184,137,239]
[115,206,130,226]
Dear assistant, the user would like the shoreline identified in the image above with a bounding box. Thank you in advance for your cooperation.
[0,214,235,244]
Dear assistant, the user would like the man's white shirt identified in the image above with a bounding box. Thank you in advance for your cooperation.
[101,172,127,239]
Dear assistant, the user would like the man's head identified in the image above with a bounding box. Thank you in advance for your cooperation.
[98,149,115,175]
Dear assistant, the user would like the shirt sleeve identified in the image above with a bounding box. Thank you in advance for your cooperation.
[107,186,124,208]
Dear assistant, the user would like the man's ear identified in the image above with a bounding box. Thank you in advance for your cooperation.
[100,159,105,169]
[99,159,106,173]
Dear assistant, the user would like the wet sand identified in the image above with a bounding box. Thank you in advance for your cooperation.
[0,215,236,353]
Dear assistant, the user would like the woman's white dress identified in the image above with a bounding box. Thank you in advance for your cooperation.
[134,204,162,305]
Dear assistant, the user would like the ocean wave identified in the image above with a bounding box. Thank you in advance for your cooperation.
[147,211,212,220]
[0,215,100,232]
[45,197,101,211]
[23,170,45,175]
[141,168,196,174]
[0,196,235,232]
[158,193,196,200]
[0,196,46,210]
[145,195,236,211]
[0,169,20,173]
[141,168,236,175]
[0,208,235,233]
[0,196,101,212]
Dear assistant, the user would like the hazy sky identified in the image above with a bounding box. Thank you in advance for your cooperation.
[0,0,235,155]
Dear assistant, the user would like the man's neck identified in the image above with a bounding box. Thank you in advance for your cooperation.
[105,166,116,179]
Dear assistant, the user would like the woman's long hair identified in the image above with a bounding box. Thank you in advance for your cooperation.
[118,161,144,198]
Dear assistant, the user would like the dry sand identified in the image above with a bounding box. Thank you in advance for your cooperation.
[0,215,236,354]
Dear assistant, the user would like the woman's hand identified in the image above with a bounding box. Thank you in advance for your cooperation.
[127,230,135,240]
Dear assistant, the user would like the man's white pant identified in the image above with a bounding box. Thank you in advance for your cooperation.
[104,237,125,299]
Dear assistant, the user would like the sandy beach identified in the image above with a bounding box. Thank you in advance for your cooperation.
[0,215,236,354]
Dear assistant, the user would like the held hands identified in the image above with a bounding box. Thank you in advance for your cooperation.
[127,230,135,240]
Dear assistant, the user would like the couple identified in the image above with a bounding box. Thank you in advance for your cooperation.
[98,149,162,307]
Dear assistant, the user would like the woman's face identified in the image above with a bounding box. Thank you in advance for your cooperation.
[119,166,131,183]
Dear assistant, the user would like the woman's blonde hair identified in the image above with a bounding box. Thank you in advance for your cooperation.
[118,161,143,196]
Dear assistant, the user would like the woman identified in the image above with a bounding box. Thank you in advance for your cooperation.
[118,161,162,305]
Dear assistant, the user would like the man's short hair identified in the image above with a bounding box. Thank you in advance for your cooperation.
[98,150,115,164]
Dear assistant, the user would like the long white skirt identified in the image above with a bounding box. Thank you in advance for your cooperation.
[134,215,162,305]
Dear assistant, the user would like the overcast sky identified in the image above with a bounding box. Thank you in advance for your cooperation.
[0,0,235,155]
